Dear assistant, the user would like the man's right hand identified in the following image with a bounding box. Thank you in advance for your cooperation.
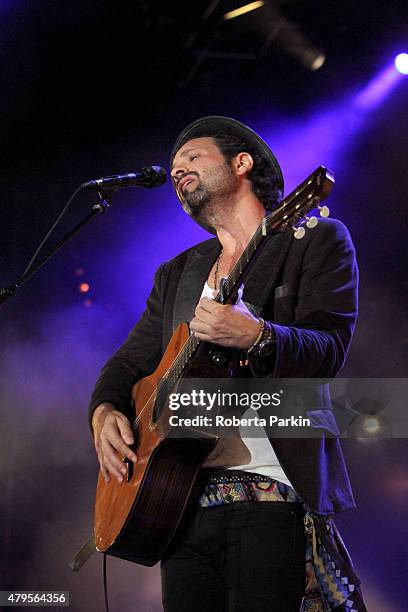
[92,403,137,483]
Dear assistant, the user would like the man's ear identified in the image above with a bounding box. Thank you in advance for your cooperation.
[233,152,254,177]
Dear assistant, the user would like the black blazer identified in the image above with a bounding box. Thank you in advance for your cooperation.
[89,218,358,515]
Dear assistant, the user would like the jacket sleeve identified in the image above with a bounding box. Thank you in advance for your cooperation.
[249,219,359,378]
[88,263,167,424]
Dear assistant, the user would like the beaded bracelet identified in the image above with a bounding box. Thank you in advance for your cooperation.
[256,320,277,355]
[247,317,265,354]
[247,319,276,357]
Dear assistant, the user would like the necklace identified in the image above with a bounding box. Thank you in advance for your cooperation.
[214,249,223,290]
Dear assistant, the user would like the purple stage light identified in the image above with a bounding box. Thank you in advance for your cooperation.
[354,64,402,111]
[251,59,406,199]
[395,53,408,75]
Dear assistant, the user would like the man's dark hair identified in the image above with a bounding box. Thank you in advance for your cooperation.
[211,131,283,211]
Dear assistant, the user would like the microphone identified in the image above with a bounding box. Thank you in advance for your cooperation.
[81,165,166,190]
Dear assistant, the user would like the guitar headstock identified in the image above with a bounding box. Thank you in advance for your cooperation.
[265,166,335,239]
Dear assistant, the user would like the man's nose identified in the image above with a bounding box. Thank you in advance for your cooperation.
[171,163,189,181]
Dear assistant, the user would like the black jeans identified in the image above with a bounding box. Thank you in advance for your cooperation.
[161,501,306,612]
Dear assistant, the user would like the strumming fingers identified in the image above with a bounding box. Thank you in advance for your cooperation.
[101,427,135,461]
[102,451,126,483]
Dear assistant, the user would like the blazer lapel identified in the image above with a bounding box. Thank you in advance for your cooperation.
[173,239,221,329]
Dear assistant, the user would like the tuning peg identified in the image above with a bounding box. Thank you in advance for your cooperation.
[306,216,318,228]
[293,226,306,240]
[318,205,330,218]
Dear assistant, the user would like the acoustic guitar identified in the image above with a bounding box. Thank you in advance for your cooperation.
[94,166,334,565]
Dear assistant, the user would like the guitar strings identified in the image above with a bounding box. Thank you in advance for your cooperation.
[131,333,197,429]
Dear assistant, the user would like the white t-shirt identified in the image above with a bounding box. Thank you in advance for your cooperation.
[199,282,293,487]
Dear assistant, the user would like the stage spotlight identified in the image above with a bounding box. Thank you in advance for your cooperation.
[224,1,265,21]
[301,49,326,71]
[395,53,408,75]
[262,14,327,71]
[363,416,381,434]
[310,54,326,71]
[351,411,392,439]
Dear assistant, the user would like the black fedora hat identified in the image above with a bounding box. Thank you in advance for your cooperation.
[170,115,284,234]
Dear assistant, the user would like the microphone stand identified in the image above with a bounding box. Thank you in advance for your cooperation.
[0,191,112,307]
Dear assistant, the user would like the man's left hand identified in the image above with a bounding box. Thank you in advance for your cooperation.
[190,297,260,349]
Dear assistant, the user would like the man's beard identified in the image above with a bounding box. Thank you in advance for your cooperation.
[181,162,237,221]
[181,183,211,217]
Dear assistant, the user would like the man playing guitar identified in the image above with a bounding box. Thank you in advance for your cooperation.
[89,117,366,611]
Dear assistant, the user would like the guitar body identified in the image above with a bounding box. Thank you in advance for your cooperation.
[94,322,218,566]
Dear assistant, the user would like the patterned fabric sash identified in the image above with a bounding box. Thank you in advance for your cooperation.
[197,471,367,612]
